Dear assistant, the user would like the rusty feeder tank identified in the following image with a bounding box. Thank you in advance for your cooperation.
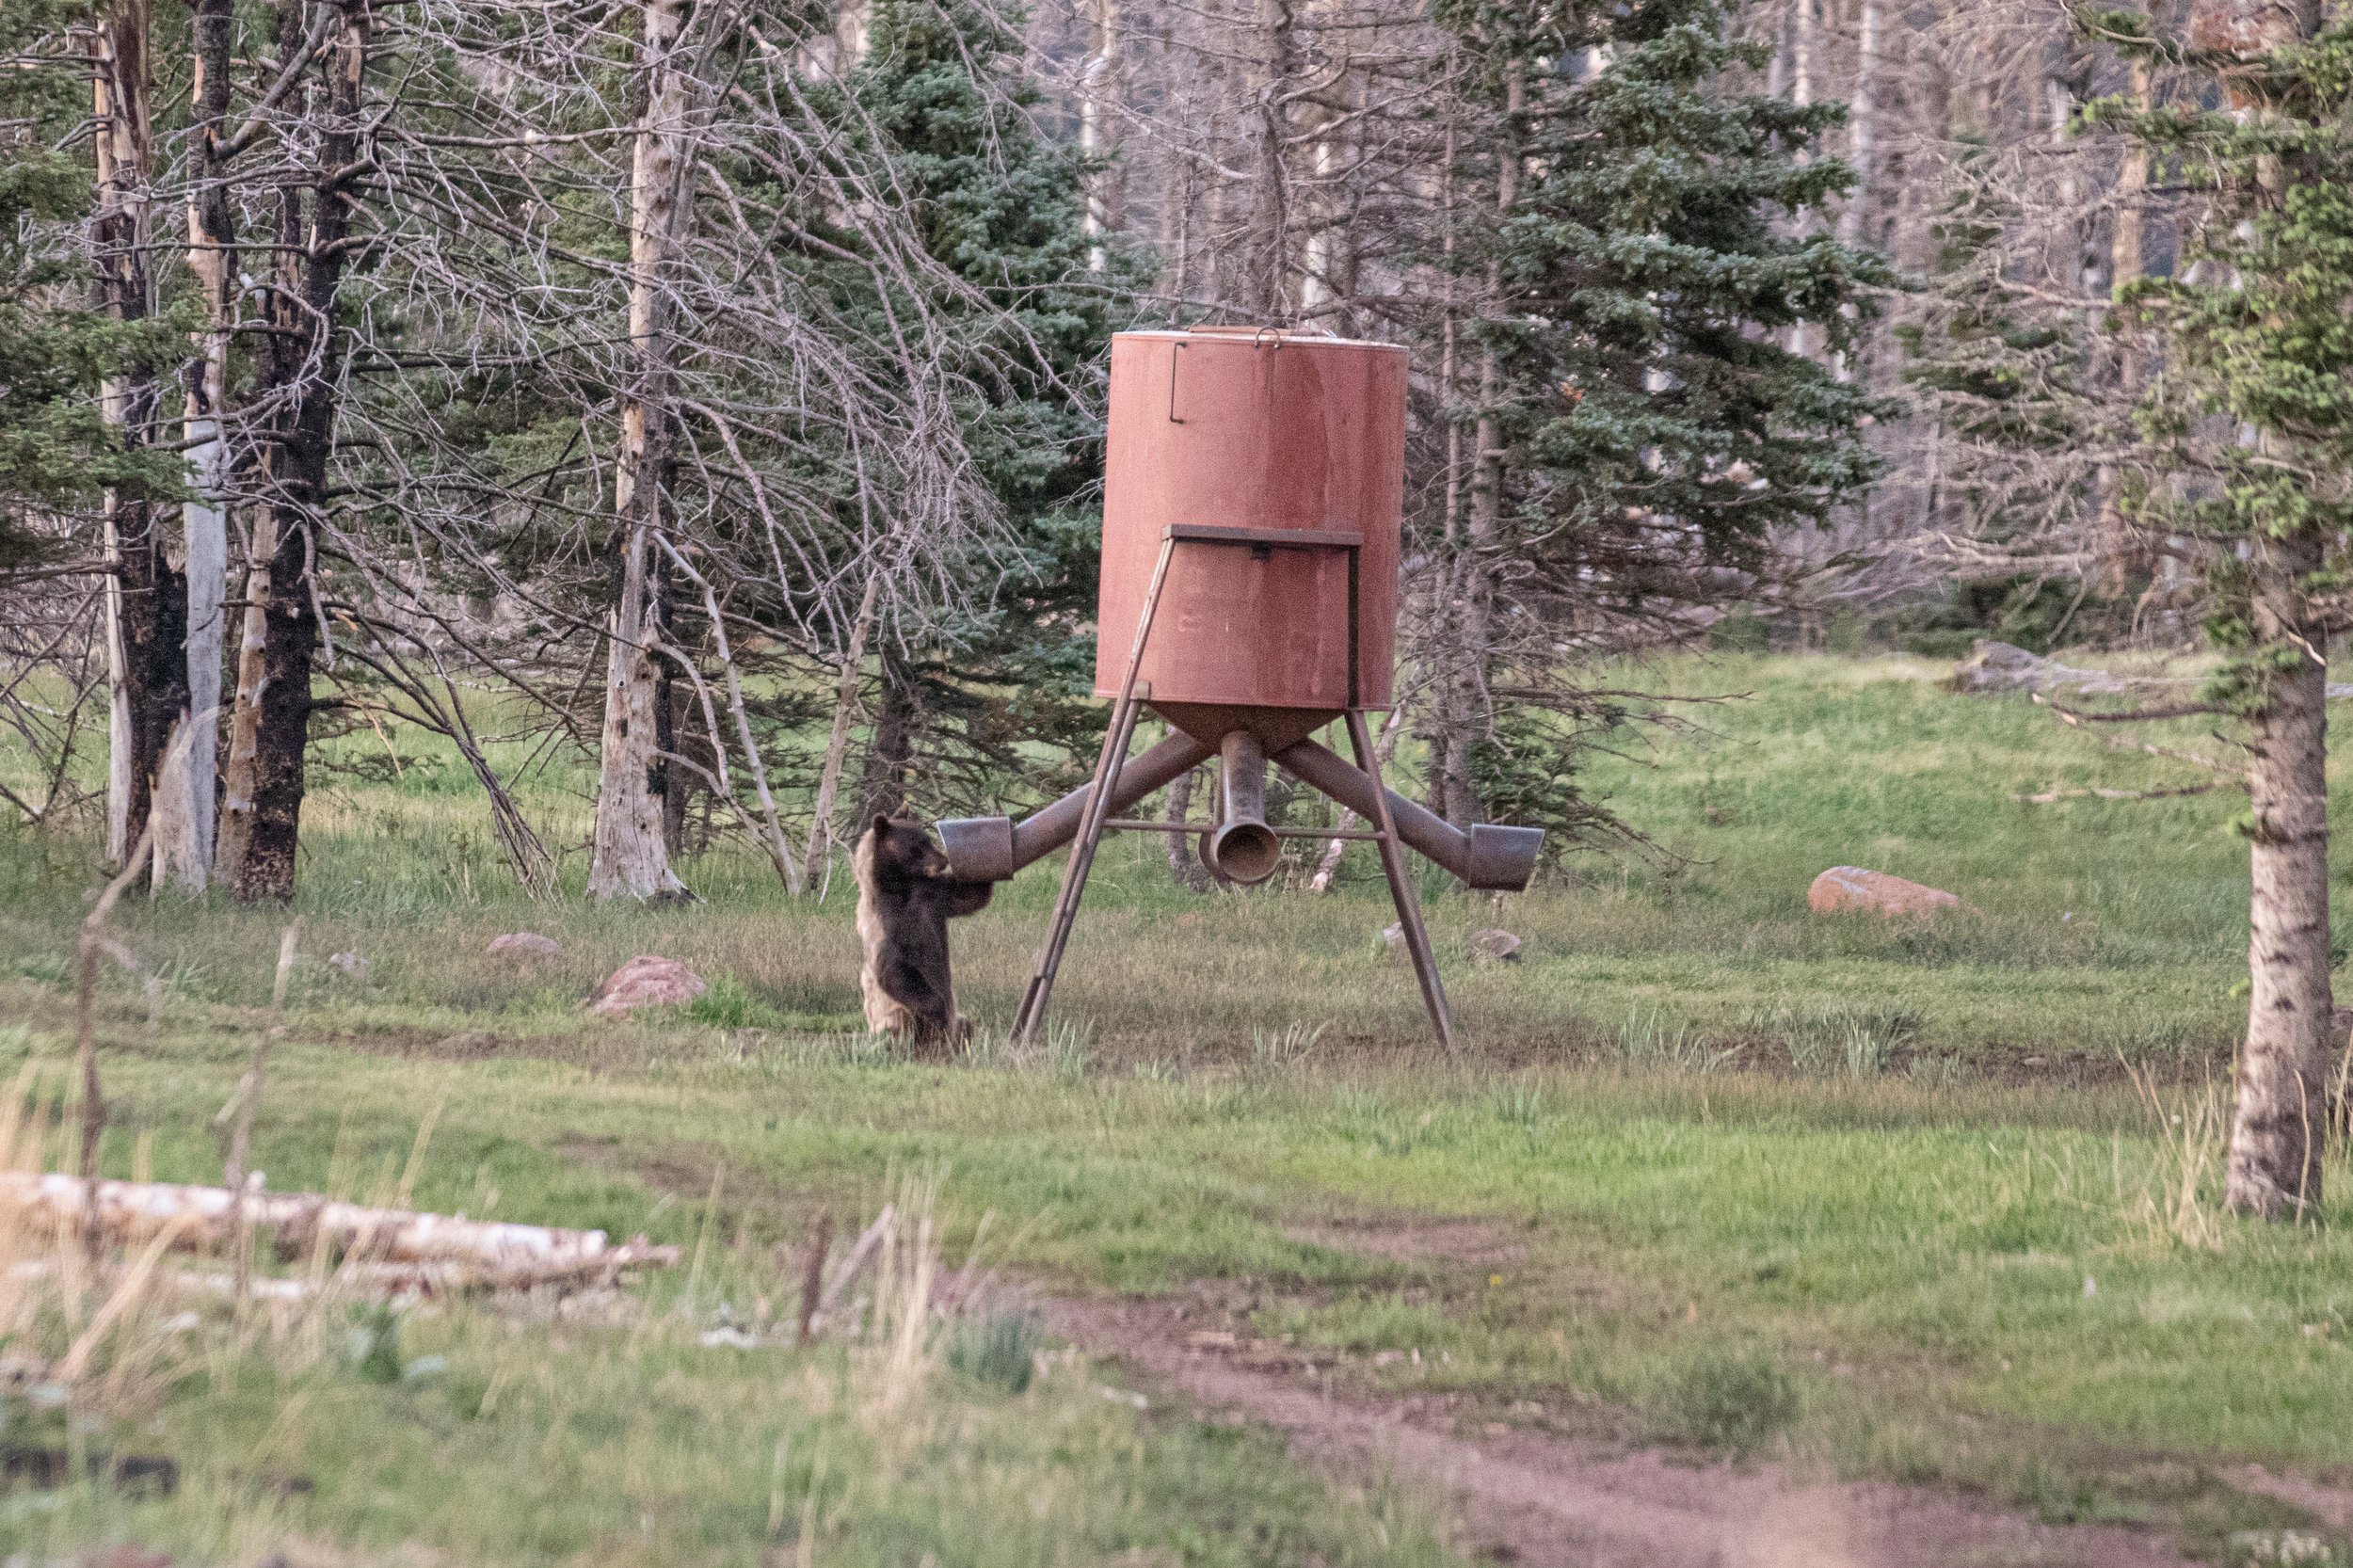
[937,328,1543,1048]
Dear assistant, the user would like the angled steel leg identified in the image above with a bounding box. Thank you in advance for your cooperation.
[1346,706,1454,1052]
[1012,538,1175,1045]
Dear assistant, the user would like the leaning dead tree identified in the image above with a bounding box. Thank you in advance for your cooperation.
[333,0,1062,901]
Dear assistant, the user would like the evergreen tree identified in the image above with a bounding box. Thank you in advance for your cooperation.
[1896,137,2100,548]
[2086,6,2348,1215]
[0,0,179,568]
[1418,0,1891,840]
[845,0,1135,818]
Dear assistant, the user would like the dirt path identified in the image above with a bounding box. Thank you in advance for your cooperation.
[1043,1291,2193,1568]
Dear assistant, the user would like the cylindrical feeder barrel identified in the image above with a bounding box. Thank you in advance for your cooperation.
[1096,329,1405,724]
[936,326,1544,907]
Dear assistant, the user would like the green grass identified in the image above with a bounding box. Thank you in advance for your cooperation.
[1,650,2350,1562]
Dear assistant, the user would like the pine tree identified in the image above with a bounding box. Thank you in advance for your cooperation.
[1897,137,2100,549]
[844,0,1133,818]
[0,0,179,566]
[2086,4,2345,1216]
[1419,0,1891,838]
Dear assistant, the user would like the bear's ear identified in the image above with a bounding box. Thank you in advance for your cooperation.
[872,813,893,836]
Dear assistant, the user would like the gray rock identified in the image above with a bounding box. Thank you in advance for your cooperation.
[1466,928,1523,963]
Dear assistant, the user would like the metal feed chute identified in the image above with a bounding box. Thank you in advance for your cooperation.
[936,328,1543,1048]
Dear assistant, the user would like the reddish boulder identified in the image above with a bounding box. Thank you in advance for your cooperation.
[488,931,563,960]
[1808,866,1965,918]
[586,955,707,1017]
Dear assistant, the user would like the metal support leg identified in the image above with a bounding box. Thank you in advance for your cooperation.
[1347,707,1454,1053]
[1012,538,1176,1046]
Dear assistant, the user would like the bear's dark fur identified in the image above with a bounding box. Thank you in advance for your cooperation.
[854,814,993,1054]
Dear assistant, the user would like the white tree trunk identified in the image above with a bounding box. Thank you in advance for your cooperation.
[102,515,134,865]
[214,512,272,883]
[806,571,880,881]
[1785,0,1817,360]
[1828,0,1877,382]
[590,0,694,902]
[89,3,149,869]
[179,433,227,885]
[180,0,237,886]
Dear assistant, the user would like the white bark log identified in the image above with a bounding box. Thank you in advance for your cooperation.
[0,1172,679,1277]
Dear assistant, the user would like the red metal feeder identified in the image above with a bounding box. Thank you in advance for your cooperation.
[936,328,1543,1048]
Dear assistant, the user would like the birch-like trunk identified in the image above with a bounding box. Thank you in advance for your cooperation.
[1080,0,1116,274]
[2091,59,2152,595]
[856,646,918,821]
[1784,0,1817,360]
[1166,765,1211,890]
[806,571,879,877]
[215,513,271,884]
[589,0,695,902]
[177,0,236,887]
[1828,0,1877,383]
[89,0,183,874]
[1249,0,1297,317]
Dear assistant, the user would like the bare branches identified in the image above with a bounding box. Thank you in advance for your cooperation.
[2032,691,2249,778]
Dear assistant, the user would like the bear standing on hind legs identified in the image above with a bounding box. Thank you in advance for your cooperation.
[855,815,993,1055]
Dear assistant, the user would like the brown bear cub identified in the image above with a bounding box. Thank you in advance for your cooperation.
[854,814,993,1054]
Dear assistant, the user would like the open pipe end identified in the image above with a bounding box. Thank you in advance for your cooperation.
[1208,821,1282,886]
[1465,824,1545,891]
[936,815,1016,883]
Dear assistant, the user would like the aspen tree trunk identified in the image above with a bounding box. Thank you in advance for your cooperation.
[89,0,185,872]
[2107,59,2151,376]
[1249,0,1298,317]
[1080,0,1116,274]
[589,0,695,902]
[806,571,879,877]
[1165,766,1210,890]
[856,646,918,821]
[2091,58,2152,597]
[1829,0,1877,382]
[179,0,238,885]
[1785,0,1817,360]
[2207,0,2329,1217]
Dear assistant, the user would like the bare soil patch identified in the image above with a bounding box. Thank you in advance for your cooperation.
[1044,1289,2194,1568]
[1287,1212,1531,1273]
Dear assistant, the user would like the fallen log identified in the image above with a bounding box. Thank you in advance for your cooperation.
[0,1172,677,1278]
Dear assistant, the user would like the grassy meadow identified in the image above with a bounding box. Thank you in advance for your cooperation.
[1,651,2349,1564]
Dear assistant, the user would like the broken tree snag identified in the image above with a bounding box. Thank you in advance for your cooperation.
[0,1173,678,1281]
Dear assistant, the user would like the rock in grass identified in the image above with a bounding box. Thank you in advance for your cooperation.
[488,931,563,960]
[586,955,707,1017]
[328,951,370,979]
[1808,866,1963,918]
[1467,928,1523,963]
